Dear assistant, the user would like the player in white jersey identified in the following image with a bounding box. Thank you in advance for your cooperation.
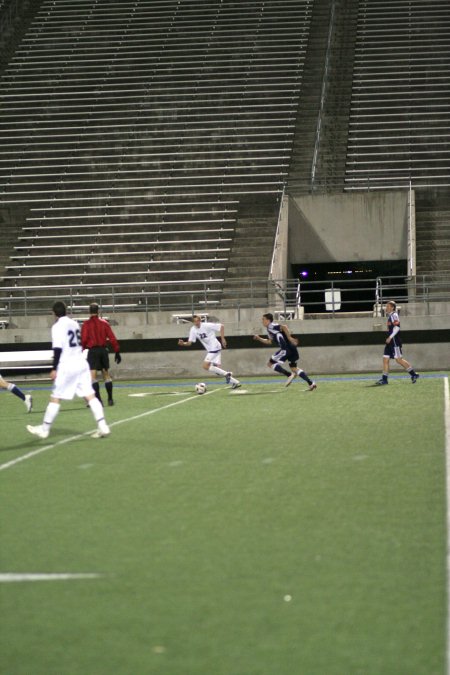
[26,301,110,440]
[0,374,32,412]
[178,315,241,388]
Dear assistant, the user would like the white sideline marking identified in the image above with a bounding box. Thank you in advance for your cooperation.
[0,573,101,583]
[128,391,186,397]
[444,376,450,675]
[0,388,220,473]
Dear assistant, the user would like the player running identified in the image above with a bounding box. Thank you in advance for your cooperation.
[26,301,110,439]
[178,315,241,388]
[376,300,419,386]
[253,313,316,390]
[81,302,121,406]
[0,374,32,412]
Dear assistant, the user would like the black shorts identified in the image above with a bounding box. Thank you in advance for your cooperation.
[87,346,110,372]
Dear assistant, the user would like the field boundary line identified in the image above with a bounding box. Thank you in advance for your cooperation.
[0,573,101,582]
[0,388,220,473]
[444,376,450,675]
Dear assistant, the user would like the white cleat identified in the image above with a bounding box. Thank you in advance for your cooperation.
[308,382,317,391]
[24,394,33,413]
[91,424,110,439]
[231,381,242,390]
[285,373,296,388]
[26,424,49,440]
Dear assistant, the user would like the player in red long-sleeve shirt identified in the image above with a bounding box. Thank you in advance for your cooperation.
[81,303,121,405]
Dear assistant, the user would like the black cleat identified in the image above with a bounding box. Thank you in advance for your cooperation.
[375,378,388,386]
[411,373,420,384]
[108,399,114,406]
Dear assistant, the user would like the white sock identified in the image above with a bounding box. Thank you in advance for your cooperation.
[43,402,60,431]
[209,365,227,377]
[88,397,106,424]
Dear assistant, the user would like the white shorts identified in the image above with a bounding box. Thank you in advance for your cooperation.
[52,358,94,401]
[204,350,222,365]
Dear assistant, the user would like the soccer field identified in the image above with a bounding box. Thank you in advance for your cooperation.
[1,374,449,675]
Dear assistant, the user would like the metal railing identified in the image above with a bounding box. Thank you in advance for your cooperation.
[288,175,450,193]
[0,275,449,321]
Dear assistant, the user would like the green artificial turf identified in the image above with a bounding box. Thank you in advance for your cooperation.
[0,375,448,675]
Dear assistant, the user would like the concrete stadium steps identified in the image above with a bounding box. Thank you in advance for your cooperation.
[220,197,279,304]
[287,0,359,194]
[415,189,450,276]
[0,0,314,311]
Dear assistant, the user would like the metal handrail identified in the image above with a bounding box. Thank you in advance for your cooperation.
[0,275,449,319]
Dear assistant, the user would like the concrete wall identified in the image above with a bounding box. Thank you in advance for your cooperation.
[1,312,448,378]
[118,342,448,380]
[288,191,409,264]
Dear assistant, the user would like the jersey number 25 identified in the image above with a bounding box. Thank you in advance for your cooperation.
[68,329,81,348]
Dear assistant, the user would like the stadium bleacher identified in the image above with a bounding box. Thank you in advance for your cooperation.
[0,0,313,313]
[346,0,450,191]
[344,0,450,282]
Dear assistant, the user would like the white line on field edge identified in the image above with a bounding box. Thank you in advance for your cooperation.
[0,388,220,473]
[0,573,102,583]
[444,376,450,675]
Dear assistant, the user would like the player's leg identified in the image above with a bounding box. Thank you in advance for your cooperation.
[0,375,32,411]
[102,369,114,405]
[87,349,103,404]
[286,362,317,391]
[79,362,109,436]
[85,393,110,437]
[377,339,394,385]
[395,356,419,382]
[269,351,291,378]
[90,369,103,404]
[377,355,390,385]
[100,350,114,405]
[212,354,241,388]
[27,394,61,439]
[27,363,73,437]
[204,353,229,379]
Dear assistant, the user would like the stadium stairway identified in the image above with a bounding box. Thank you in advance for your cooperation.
[0,0,314,314]
[286,0,359,195]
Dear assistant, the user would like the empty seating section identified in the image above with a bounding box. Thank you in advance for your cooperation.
[345,0,450,190]
[0,0,313,312]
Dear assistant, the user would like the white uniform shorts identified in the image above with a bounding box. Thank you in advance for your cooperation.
[204,350,222,365]
[52,358,94,400]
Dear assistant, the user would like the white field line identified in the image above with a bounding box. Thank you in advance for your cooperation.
[0,573,101,583]
[444,376,450,675]
[0,388,221,473]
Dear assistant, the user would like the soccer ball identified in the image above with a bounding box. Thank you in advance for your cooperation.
[195,382,207,395]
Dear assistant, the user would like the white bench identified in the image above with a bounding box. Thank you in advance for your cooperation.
[172,313,209,324]
[274,307,304,321]
[0,350,53,372]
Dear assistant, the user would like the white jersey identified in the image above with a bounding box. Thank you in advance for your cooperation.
[52,316,84,365]
[188,322,222,353]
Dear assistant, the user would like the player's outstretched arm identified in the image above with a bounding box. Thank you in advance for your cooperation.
[178,339,192,347]
[253,334,272,345]
[219,324,227,349]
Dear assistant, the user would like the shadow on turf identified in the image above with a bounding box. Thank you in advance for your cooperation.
[0,426,97,453]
